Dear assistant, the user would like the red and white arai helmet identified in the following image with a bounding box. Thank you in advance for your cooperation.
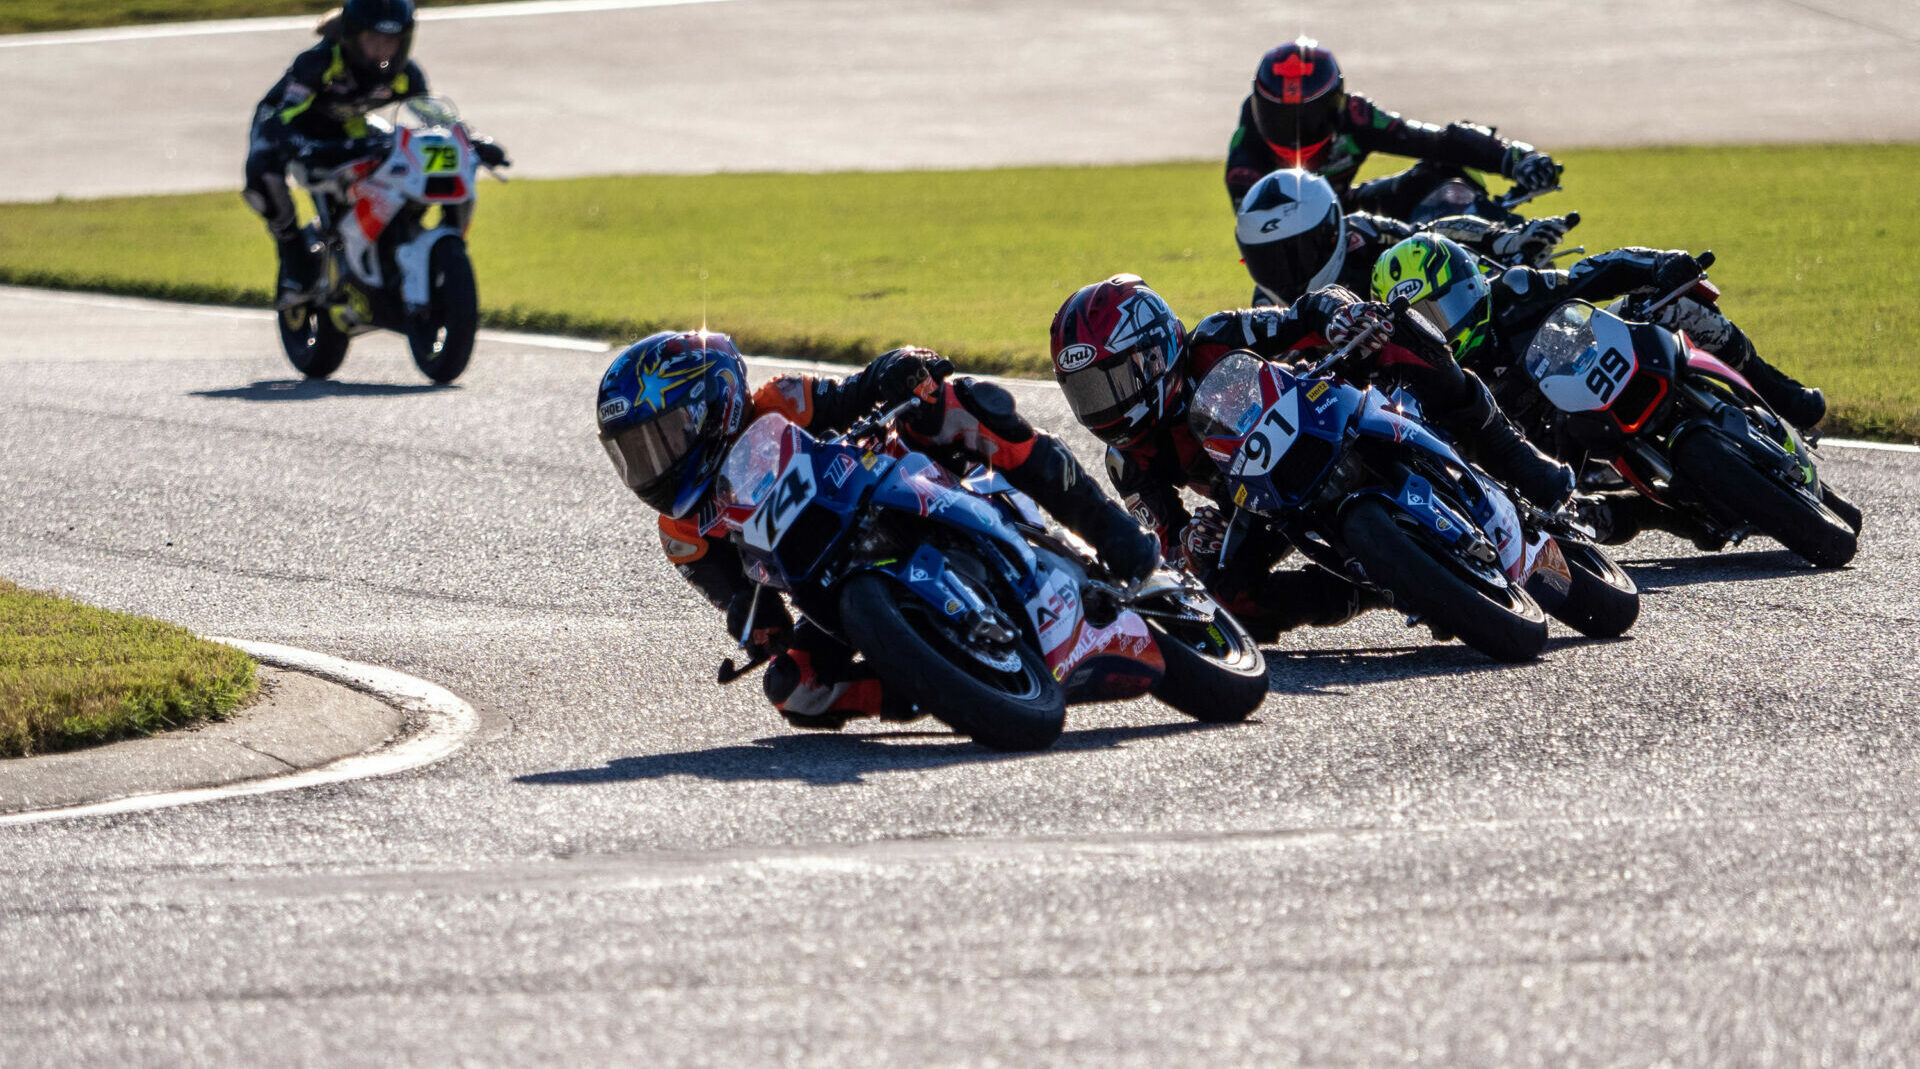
[1049,274,1187,446]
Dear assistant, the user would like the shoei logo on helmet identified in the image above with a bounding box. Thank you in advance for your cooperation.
[1057,344,1099,373]
[598,397,630,423]
[1388,278,1424,304]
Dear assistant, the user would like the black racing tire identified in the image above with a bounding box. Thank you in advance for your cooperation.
[1548,538,1640,638]
[1146,609,1268,723]
[1339,497,1549,663]
[1671,427,1857,569]
[408,238,478,384]
[277,304,350,379]
[837,573,1065,751]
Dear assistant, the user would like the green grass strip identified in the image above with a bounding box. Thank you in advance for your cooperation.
[0,579,258,758]
[2,1,477,35]
[1,145,1915,439]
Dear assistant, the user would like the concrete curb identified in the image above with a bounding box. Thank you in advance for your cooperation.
[0,640,478,827]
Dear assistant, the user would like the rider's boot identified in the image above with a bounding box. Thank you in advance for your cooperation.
[764,644,898,730]
[1438,373,1575,509]
[1721,326,1826,430]
[274,232,322,309]
[1014,436,1160,583]
[1214,567,1392,643]
[1575,489,1725,551]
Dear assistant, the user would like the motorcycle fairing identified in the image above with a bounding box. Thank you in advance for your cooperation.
[395,228,463,310]
[870,453,1038,573]
[1053,612,1164,699]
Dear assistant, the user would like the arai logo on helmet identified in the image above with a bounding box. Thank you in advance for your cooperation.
[598,397,630,424]
[1388,279,1425,304]
[1056,344,1099,373]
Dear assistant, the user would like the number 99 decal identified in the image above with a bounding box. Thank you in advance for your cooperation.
[1584,347,1634,405]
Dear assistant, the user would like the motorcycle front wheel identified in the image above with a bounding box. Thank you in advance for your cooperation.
[1146,609,1268,723]
[278,304,350,379]
[1671,427,1857,568]
[408,238,478,384]
[1543,538,1640,639]
[838,573,1065,752]
[1340,497,1549,662]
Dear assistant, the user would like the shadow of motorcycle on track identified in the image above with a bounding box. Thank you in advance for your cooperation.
[191,378,455,402]
[514,720,1232,788]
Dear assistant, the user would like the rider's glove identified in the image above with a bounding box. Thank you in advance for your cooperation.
[473,139,511,169]
[726,589,794,662]
[1650,251,1706,295]
[1491,215,1571,268]
[1178,506,1228,569]
[1325,301,1392,355]
[1502,144,1562,193]
[873,347,953,408]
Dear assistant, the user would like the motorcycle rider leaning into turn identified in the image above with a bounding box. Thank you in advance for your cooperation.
[1050,274,1572,642]
[1225,36,1563,219]
[596,331,1159,730]
[243,0,508,306]
[1366,233,1828,546]
[1237,168,1828,432]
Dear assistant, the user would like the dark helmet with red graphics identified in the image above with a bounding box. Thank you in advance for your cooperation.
[1050,275,1187,446]
[1250,37,1345,170]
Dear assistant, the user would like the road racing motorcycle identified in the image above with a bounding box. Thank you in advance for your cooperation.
[278,96,503,384]
[1190,316,1639,663]
[707,399,1270,751]
[1513,252,1860,568]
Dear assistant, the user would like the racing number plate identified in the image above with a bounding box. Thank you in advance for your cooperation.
[743,460,817,552]
[419,139,460,173]
[1231,386,1302,478]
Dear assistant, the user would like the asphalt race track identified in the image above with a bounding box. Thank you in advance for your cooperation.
[2,286,1917,1062]
[6,0,1920,1061]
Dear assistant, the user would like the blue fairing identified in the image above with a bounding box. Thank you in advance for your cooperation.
[869,453,1038,573]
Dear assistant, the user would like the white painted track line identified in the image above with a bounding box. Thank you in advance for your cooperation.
[0,639,478,827]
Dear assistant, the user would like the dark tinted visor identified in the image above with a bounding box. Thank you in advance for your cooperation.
[1253,92,1340,149]
[1060,357,1148,432]
[601,407,699,497]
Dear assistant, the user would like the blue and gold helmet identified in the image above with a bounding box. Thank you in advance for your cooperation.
[596,330,748,517]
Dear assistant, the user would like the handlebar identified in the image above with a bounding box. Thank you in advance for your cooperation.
[1305,296,1410,378]
[1496,184,1560,211]
[1641,250,1716,317]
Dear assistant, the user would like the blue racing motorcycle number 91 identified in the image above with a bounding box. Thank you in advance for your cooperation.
[1233,386,1302,477]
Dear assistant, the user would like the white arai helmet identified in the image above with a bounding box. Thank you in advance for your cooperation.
[1234,168,1347,306]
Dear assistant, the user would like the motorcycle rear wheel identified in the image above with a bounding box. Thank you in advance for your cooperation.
[1146,611,1267,723]
[277,304,350,379]
[1671,428,1857,568]
[1340,498,1549,662]
[408,238,478,384]
[838,573,1065,751]
[1547,538,1640,638]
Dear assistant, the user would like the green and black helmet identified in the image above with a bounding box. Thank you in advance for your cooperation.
[1370,234,1494,360]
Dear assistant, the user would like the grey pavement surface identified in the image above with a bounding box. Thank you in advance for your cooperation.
[2,286,1918,1062]
[0,667,400,814]
[5,0,1920,201]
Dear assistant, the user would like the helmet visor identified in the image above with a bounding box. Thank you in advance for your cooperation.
[1253,92,1340,150]
[1060,355,1150,433]
[601,407,700,498]
[1241,204,1340,303]
[1409,274,1488,343]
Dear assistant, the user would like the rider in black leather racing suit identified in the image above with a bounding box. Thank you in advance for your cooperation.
[1225,37,1562,218]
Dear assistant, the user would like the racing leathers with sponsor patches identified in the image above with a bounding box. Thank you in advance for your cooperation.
[659,349,1157,728]
[1461,248,1826,541]
[1225,92,1548,218]
[244,36,428,299]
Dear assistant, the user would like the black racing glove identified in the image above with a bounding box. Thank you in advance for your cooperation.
[473,139,511,169]
[1490,216,1571,267]
[1650,251,1706,295]
[1501,144,1562,192]
[872,347,953,408]
[726,588,793,661]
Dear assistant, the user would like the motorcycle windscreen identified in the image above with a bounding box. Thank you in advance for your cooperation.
[1188,351,1267,462]
[713,412,794,515]
[601,406,701,496]
[1523,300,1635,413]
